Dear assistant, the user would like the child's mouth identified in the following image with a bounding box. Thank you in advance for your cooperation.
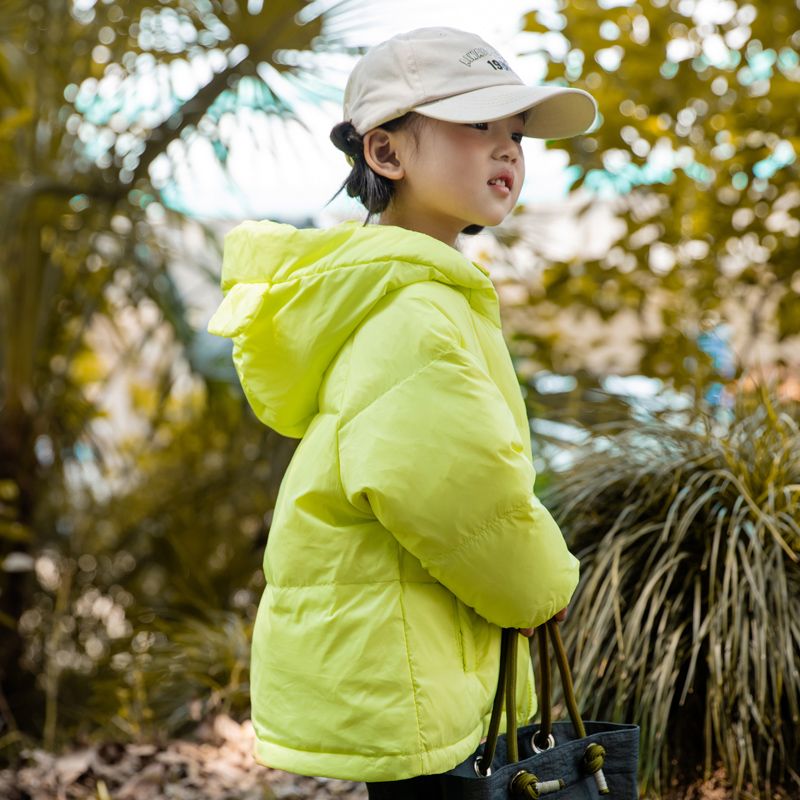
[488,172,514,195]
[488,178,511,195]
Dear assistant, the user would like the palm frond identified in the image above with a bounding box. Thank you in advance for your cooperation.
[542,383,800,798]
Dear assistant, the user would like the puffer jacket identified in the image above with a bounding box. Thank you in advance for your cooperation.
[207,219,579,781]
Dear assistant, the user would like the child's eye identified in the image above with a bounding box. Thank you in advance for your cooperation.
[469,122,523,143]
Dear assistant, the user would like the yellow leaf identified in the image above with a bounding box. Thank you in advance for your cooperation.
[68,350,107,384]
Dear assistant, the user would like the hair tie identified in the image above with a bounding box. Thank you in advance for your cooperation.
[330,121,364,160]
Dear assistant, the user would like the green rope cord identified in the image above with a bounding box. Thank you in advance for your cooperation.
[583,743,610,795]
[510,771,566,797]
[506,629,519,763]
[479,627,510,774]
[510,770,540,798]
[583,742,606,773]
[487,622,610,794]
[547,620,586,738]
[548,623,611,793]
[533,626,552,748]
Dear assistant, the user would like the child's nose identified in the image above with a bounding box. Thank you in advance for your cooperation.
[494,140,519,162]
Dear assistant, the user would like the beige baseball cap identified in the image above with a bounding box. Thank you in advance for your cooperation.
[342,27,598,140]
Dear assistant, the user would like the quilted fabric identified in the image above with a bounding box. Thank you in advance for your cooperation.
[207,220,579,781]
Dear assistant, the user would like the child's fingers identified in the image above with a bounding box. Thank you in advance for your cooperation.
[518,607,568,637]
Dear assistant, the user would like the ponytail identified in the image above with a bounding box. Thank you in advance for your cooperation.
[329,119,397,217]
[328,114,483,236]
[328,114,417,220]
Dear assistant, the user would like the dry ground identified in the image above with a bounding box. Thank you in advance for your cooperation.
[0,715,747,799]
[0,716,365,800]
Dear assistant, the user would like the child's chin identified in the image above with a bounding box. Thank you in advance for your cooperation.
[478,214,507,228]
[463,212,500,228]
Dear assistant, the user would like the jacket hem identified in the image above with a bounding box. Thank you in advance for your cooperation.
[252,721,485,782]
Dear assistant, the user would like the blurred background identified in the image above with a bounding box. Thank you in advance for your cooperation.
[0,0,798,798]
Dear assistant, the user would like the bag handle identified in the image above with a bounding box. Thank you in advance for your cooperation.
[476,620,609,796]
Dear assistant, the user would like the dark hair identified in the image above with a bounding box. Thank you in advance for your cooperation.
[327,113,483,236]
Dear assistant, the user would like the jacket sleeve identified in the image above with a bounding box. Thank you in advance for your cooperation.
[337,340,579,630]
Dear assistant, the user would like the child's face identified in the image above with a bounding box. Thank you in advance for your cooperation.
[388,113,526,245]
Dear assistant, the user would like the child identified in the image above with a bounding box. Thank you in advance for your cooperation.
[207,27,597,799]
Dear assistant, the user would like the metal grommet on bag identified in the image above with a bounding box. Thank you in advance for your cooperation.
[440,622,639,796]
[531,732,556,753]
[474,755,492,777]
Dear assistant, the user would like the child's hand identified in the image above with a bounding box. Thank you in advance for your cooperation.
[518,607,568,637]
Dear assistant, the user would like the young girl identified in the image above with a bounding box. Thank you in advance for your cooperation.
[208,27,597,799]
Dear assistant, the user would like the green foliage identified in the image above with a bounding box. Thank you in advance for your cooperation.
[11,381,294,752]
[505,0,800,390]
[542,383,800,798]
[2,5,798,797]
[0,0,339,742]
[84,610,252,741]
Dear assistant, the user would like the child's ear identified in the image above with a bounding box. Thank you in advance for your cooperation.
[363,129,405,180]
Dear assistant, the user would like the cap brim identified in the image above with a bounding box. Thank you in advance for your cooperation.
[412,84,597,139]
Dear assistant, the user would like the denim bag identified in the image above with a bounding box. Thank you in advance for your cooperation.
[440,621,640,799]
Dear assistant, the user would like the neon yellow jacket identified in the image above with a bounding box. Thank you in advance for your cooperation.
[207,220,579,781]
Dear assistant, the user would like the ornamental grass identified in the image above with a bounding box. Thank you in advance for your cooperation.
[541,382,799,799]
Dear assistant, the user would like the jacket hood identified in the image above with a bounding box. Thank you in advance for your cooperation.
[207,220,500,438]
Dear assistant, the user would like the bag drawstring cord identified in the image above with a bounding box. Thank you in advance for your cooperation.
[510,770,566,797]
[583,742,609,794]
[481,622,611,795]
